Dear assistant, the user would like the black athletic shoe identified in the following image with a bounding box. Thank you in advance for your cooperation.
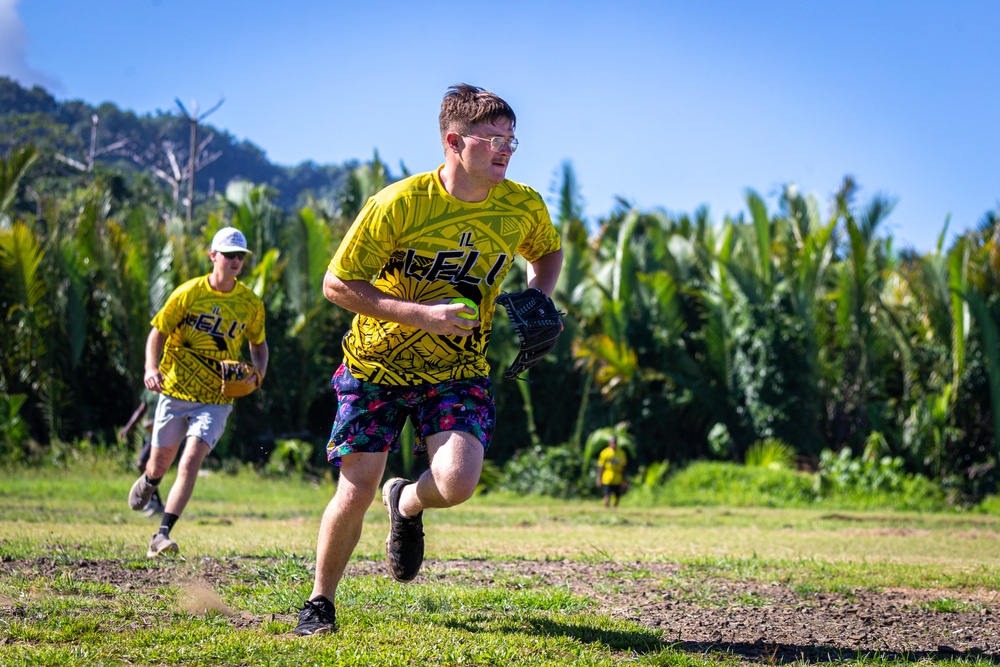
[293,596,336,636]
[381,477,424,582]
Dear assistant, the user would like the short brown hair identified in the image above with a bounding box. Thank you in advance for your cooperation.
[439,83,516,138]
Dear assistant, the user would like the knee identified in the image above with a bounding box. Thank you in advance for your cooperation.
[145,451,173,478]
[436,473,478,507]
[335,476,380,507]
[146,460,168,479]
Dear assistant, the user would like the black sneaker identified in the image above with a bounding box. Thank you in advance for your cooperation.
[293,596,336,636]
[381,477,424,582]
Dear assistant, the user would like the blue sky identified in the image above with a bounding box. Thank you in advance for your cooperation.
[2,0,998,251]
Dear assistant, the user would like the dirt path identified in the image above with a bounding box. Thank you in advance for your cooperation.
[3,556,997,663]
[437,559,999,663]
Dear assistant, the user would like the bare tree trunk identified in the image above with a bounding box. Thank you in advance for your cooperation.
[175,97,223,225]
[88,114,98,173]
[186,117,196,224]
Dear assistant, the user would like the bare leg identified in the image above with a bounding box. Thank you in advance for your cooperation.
[398,430,483,518]
[161,436,210,517]
[308,452,387,601]
[144,441,180,480]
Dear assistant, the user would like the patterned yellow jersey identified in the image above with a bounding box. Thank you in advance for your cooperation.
[598,447,628,486]
[151,275,266,404]
[330,167,561,386]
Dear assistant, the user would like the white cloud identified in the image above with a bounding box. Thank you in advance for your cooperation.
[0,0,59,90]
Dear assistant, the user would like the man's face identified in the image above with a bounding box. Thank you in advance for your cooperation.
[211,250,247,278]
[458,119,515,187]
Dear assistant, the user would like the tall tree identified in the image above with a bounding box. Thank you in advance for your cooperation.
[175,98,224,224]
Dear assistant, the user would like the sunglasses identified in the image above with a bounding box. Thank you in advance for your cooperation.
[220,251,247,260]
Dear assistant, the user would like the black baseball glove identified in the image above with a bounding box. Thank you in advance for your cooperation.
[494,288,564,380]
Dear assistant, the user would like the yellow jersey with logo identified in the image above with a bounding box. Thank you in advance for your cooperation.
[151,275,266,404]
[598,447,628,486]
[329,167,561,386]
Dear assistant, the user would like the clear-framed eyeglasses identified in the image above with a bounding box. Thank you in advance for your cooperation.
[461,134,518,153]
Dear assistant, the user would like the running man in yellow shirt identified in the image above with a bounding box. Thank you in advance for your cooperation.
[293,84,563,636]
[127,227,268,558]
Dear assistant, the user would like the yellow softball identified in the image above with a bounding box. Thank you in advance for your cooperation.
[452,297,478,329]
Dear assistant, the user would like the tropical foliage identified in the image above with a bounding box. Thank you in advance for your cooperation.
[2,81,1000,506]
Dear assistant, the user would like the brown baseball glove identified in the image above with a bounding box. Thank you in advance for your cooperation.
[220,359,261,398]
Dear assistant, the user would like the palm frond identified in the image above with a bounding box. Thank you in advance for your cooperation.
[0,221,47,313]
[0,145,40,221]
[959,290,1000,460]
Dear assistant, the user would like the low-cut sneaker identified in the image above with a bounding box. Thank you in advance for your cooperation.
[381,478,424,582]
[129,475,156,511]
[146,533,179,558]
[293,596,336,636]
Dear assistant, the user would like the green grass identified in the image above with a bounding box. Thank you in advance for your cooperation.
[635,460,951,512]
[1,459,999,666]
[918,596,988,614]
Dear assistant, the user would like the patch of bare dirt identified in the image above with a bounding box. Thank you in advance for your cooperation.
[2,556,997,663]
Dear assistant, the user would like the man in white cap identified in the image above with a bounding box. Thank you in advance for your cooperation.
[128,226,268,557]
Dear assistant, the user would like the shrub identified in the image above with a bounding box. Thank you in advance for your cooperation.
[622,460,671,504]
[499,444,581,498]
[818,473,947,511]
[816,447,906,494]
[476,459,503,494]
[0,393,29,463]
[265,438,313,477]
[707,422,734,459]
[640,458,948,511]
[973,493,1000,514]
[814,447,948,511]
[648,461,818,507]
[744,438,795,469]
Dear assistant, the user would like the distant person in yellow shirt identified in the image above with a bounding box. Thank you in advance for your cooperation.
[596,436,628,508]
[127,227,268,558]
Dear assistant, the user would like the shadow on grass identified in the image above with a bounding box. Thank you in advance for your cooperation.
[445,615,1000,664]
[665,641,998,665]
[444,615,667,654]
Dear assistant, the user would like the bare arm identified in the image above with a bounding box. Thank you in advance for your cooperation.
[249,340,269,380]
[322,270,478,336]
[143,328,167,393]
[526,249,564,297]
[118,402,148,444]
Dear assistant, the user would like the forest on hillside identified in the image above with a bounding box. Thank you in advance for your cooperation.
[3,76,1000,503]
[0,76,356,211]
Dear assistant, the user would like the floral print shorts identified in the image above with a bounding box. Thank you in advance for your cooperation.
[325,364,495,465]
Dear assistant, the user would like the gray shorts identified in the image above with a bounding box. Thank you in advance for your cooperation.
[151,395,233,450]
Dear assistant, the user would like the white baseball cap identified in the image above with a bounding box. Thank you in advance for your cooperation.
[211,227,252,255]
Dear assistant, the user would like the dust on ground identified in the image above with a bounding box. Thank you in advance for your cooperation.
[2,556,997,663]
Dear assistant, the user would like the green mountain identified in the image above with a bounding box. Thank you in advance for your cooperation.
[0,76,352,211]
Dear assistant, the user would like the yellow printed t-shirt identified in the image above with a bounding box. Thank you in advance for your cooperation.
[329,168,561,386]
[598,447,628,486]
[151,276,266,404]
